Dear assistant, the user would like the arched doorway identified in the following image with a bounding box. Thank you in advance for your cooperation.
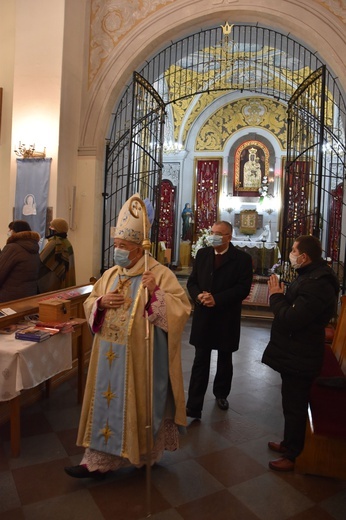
[102,24,346,290]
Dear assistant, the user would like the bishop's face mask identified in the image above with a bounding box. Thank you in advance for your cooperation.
[206,234,223,247]
[113,247,131,267]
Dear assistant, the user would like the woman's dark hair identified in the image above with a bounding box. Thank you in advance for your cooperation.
[9,220,31,233]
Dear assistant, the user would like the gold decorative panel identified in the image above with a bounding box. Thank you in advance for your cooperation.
[195,97,287,151]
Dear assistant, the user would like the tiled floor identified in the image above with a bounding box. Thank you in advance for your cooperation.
[1,317,346,519]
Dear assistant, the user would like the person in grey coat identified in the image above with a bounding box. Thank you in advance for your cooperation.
[0,220,41,302]
[262,235,339,472]
[186,220,253,419]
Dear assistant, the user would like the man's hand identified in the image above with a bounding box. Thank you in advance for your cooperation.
[142,270,157,296]
[198,291,216,307]
[99,291,125,310]
[267,274,285,296]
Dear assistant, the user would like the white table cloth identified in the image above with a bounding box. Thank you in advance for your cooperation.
[0,332,72,401]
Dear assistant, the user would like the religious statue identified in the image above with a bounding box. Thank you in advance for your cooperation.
[258,223,272,242]
[181,202,194,241]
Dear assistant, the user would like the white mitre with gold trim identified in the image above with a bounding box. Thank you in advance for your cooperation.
[111,193,152,244]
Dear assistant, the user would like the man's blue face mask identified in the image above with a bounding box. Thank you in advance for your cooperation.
[206,234,223,247]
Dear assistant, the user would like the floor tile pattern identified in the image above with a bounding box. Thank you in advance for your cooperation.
[1,318,345,519]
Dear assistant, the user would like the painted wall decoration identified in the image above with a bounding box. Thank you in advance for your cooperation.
[194,98,287,152]
[89,0,175,86]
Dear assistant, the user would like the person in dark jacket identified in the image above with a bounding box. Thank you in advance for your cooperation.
[186,220,253,419]
[262,235,339,472]
[0,220,41,302]
[38,218,76,293]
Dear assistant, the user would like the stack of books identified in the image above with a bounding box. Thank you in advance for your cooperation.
[15,327,57,342]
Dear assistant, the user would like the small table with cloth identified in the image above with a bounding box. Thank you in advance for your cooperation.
[0,332,72,456]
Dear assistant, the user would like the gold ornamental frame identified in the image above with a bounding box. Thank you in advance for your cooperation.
[234,140,270,196]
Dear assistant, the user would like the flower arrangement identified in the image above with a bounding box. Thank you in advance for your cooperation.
[191,227,211,258]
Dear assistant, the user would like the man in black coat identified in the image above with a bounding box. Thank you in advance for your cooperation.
[262,235,339,472]
[186,221,253,419]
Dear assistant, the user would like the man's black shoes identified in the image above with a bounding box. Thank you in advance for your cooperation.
[186,398,230,418]
[216,398,229,410]
[186,408,201,419]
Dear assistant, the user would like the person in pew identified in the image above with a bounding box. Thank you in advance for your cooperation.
[186,221,253,419]
[262,235,339,472]
[38,218,76,292]
[64,194,191,479]
[0,220,41,302]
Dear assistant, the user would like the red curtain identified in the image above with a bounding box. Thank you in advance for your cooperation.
[195,160,219,232]
[158,179,176,250]
[286,161,309,237]
[328,183,343,261]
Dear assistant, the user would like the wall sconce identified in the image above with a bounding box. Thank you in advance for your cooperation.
[14,142,46,159]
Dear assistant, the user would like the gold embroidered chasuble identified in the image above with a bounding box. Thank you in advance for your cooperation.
[77,256,191,465]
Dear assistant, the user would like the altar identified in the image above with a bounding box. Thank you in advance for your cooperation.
[232,240,280,274]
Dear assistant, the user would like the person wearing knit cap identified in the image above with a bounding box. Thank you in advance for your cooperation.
[65,194,191,480]
[0,220,41,301]
[38,217,76,293]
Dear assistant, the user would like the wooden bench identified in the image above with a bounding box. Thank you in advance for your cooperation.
[295,295,346,479]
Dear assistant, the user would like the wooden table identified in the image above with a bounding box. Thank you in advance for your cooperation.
[0,318,90,457]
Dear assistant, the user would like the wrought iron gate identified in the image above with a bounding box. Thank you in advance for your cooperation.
[282,65,346,290]
[104,24,346,288]
[102,72,165,272]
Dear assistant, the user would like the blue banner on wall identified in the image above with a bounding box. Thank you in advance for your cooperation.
[14,158,51,249]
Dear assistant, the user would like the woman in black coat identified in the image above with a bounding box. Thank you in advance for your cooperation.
[0,220,41,302]
[186,221,253,418]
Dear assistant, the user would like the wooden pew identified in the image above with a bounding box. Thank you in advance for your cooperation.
[295,295,346,479]
[0,284,93,327]
[0,284,94,453]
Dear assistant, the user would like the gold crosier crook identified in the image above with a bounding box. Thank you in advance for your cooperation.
[128,196,152,518]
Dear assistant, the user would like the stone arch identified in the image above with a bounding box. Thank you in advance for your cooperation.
[79,0,346,155]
